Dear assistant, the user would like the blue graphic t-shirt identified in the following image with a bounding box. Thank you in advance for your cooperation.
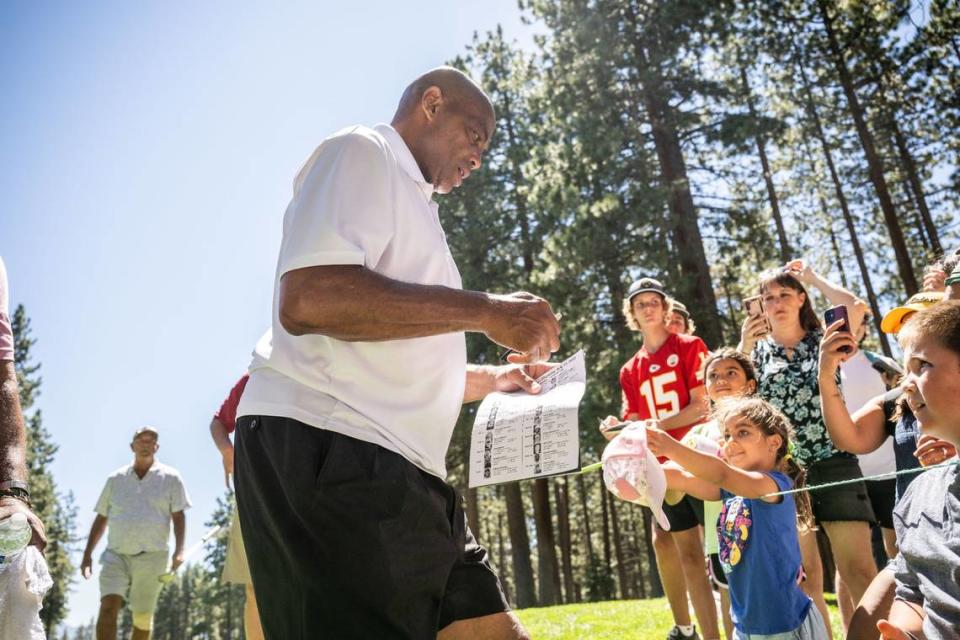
[719,472,812,635]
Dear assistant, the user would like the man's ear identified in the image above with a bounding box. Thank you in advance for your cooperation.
[421,86,443,121]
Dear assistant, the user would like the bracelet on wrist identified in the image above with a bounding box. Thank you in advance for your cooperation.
[0,487,32,508]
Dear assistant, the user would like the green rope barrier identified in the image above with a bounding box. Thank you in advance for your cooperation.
[567,458,959,499]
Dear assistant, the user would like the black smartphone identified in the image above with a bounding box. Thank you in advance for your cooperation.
[824,305,852,353]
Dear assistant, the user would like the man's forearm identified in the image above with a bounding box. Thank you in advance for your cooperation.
[84,515,107,557]
[172,512,185,553]
[0,361,27,484]
[280,265,492,339]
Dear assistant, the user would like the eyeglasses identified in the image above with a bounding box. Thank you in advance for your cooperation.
[633,300,663,311]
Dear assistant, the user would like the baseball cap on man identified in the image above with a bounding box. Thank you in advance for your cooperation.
[601,424,671,530]
[880,291,943,334]
[626,277,667,303]
[133,426,159,441]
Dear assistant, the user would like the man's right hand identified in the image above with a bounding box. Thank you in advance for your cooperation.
[81,553,94,580]
[483,292,560,363]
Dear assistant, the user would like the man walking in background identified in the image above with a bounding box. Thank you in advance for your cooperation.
[80,427,190,640]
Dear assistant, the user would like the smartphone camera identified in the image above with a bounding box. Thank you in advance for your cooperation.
[823,305,852,353]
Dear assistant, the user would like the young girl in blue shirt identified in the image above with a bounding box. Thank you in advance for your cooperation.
[646,396,829,639]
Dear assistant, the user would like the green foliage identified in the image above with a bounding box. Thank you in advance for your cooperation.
[12,305,77,636]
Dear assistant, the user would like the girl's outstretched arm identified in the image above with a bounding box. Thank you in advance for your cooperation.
[663,463,722,502]
[646,426,781,501]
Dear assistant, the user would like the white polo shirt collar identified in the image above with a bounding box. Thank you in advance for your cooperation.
[373,123,435,201]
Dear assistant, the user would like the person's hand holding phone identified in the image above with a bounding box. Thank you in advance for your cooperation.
[819,319,857,376]
[823,305,852,354]
[739,296,770,353]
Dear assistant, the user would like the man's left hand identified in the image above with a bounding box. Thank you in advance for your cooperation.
[0,496,46,551]
[170,550,185,572]
[493,362,557,395]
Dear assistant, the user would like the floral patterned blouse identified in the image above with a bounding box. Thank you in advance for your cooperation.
[752,329,847,467]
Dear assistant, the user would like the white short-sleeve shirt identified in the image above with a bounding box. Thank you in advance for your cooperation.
[237,123,467,478]
[841,350,895,477]
[94,461,191,555]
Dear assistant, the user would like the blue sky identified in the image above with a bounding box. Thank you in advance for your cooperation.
[1,1,541,626]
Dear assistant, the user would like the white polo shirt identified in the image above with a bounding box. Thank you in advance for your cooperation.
[237,123,467,478]
[94,461,191,555]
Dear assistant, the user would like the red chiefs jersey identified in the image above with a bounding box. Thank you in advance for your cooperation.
[214,374,249,434]
[619,333,708,442]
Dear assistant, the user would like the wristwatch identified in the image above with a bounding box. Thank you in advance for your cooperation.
[945,265,960,286]
[0,480,31,507]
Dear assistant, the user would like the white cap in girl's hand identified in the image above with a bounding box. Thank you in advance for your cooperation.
[601,424,670,530]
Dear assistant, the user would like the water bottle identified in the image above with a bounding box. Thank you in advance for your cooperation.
[0,512,32,560]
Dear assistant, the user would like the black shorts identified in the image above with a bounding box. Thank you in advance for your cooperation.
[865,478,896,530]
[234,416,509,639]
[661,495,704,532]
[805,454,876,525]
[708,553,728,589]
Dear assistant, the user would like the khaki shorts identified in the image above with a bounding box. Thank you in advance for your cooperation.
[99,549,168,614]
[221,508,252,584]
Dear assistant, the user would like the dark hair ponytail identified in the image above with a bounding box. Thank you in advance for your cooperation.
[780,455,815,533]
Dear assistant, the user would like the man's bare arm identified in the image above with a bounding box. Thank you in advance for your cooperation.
[279,265,559,358]
[0,360,45,548]
[80,514,108,578]
[0,362,26,486]
[171,511,186,570]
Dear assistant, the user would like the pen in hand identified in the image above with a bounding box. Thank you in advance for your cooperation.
[498,312,563,363]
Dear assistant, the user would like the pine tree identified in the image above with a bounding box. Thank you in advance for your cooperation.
[11,305,77,635]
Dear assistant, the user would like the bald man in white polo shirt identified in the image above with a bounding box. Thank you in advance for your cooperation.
[234,67,560,640]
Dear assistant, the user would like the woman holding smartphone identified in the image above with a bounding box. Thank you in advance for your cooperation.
[738,260,877,636]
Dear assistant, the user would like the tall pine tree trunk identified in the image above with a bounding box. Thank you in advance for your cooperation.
[497,510,511,605]
[609,498,631,599]
[599,477,613,573]
[554,479,577,603]
[640,506,664,597]
[532,479,561,605]
[740,62,792,262]
[505,484,536,607]
[816,0,918,294]
[623,1,723,348]
[890,119,942,254]
[576,474,596,565]
[797,56,892,356]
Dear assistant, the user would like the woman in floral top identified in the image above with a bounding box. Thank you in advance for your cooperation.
[739,260,878,635]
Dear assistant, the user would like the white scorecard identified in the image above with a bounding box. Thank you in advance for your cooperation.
[469,350,586,488]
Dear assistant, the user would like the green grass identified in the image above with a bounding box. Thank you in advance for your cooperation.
[515,596,846,639]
